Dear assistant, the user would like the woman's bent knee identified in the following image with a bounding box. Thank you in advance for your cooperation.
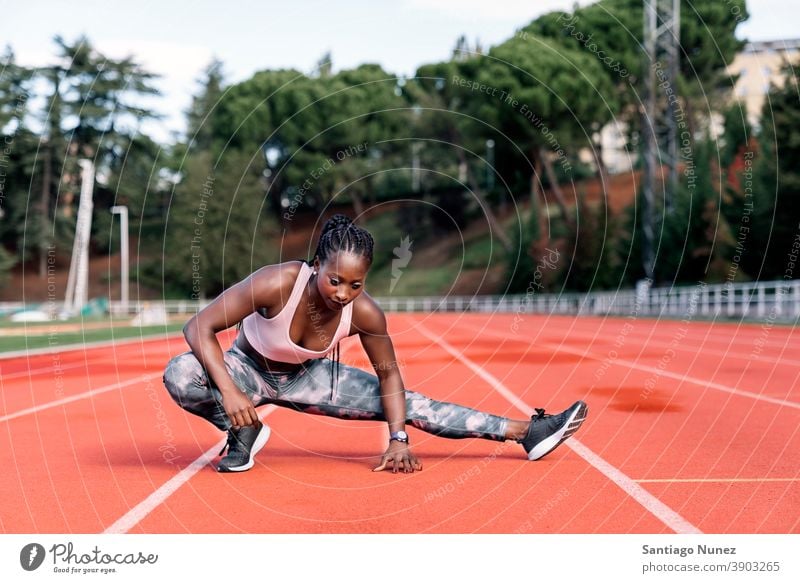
[162,352,203,402]
[162,352,229,430]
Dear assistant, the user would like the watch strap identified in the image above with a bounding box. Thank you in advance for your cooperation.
[389,431,409,443]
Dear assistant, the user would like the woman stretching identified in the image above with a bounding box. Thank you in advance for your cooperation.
[163,215,587,473]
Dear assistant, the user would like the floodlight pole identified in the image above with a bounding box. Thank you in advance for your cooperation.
[110,205,129,314]
[63,160,95,316]
[642,0,680,282]
[486,139,495,191]
[411,142,421,193]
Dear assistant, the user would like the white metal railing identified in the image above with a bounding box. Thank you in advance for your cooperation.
[105,300,214,315]
[2,279,799,322]
[372,280,800,321]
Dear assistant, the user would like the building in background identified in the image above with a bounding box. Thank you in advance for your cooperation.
[727,38,800,128]
[591,38,800,176]
[595,120,633,175]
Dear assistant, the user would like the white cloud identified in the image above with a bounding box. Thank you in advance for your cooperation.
[98,40,214,142]
[404,0,594,23]
[13,39,212,143]
[97,39,213,86]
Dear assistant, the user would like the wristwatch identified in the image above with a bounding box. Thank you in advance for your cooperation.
[389,430,409,443]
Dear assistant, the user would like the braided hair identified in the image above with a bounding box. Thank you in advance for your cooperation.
[310,214,375,400]
[312,213,374,267]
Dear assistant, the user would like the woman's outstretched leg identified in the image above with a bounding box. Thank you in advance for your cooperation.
[273,359,587,460]
[163,352,587,465]
[272,358,529,442]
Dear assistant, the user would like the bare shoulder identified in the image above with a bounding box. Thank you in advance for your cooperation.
[189,260,306,332]
[249,260,305,308]
[351,291,388,336]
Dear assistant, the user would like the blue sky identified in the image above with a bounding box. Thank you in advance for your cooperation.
[1,0,796,143]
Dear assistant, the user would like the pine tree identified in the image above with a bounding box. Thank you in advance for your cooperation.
[0,46,34,283]
[186,59,225,153]
[746,65,800,279]
[506,195,542,293]
[564,191,616,291]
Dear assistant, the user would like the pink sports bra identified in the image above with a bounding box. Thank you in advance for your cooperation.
[241,262,353,364]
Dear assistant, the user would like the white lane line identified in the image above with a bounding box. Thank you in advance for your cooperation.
[636,478,800,484]
[0,359,106,381]
[563,321,800,352]
[459,321,800,411]
[536,340,800,410]
[559,329,800,368]
[415,322,703,534]
[0,332,183,360]
[0,373,163,423]
[103,406,277,534]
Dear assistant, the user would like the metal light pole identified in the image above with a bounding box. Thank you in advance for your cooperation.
[485,139,495,191]
[110,205,129,315]
[63,159,95,317]
[411,142,421,193]
[642,0,680,282]
[262,137,285,219]
[411,106,422,193]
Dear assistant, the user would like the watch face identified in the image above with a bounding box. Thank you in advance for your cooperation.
[391,431,408,441]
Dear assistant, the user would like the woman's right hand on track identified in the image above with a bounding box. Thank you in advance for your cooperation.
[221,389,258,428]
[373,440,423,474]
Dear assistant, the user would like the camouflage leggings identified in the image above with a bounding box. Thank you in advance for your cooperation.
[162,344,508,441]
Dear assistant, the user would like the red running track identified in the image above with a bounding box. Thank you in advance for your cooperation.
[1,313,798,533]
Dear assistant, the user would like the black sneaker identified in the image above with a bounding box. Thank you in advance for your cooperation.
[217,421,271,472]
[519,401,588,460]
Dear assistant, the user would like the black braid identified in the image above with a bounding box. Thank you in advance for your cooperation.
[312,213,374,267]
[310,214,374,399]
[331,342,340,399]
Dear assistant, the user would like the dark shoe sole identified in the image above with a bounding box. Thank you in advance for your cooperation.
[527,401,588,461]
[217,423,271,473]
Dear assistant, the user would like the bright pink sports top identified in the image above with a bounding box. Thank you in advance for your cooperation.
[241,261,353,364]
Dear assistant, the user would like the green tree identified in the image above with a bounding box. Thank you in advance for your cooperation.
[663,138,721,283]
[0,47,34,281]
[16,36,166,280]
[316,64,408,219]
[678,0,748,131]
[51,36,162,228]
[720,100,752,169]
[0,128,42,265]
[54,35,161,161]
[745,66,800,279]
[505,195,541,293]
[562,193,618,291]
[216,64,410,223]
[157,149,279,297]
[0,46,31,129]
[313,51,333,79]
[412,29,617,287]
[186,58,225,154]
[92,133,166,253]
[717,100,754,281]
[528,0,748,289]
[485,33,617,223]
[213,68,322,217]
[529,0,748,136]
[27,60,69,277]
[412,57,514,250]
[378,71,479,241]
[617,138,728,285]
